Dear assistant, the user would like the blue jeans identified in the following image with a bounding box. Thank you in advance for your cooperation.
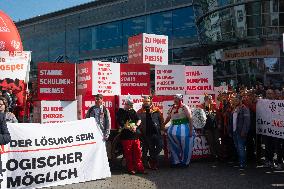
[233,132,246,167]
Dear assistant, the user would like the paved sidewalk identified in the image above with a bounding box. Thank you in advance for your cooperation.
[51,160,284,189]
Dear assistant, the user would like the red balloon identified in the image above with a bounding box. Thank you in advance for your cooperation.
[0,10,23,51]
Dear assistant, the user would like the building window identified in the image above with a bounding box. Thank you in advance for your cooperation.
[146,11,172,37]
[79,27,92,52]
[172,7,197,39]
[48,32,65,61]
[122,16,146,48]
[96,21,122,49]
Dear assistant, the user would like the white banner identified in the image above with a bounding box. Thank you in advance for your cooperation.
[256,99,284,139]
[143,33,168,65]
[0,51,30,81]
[162,101,174,128]
[1,118,111,189]
[92,61,121,95]
[155,65,185,95]
[183,95,205,108]
[40,101,78,124]
[185,66,214,95]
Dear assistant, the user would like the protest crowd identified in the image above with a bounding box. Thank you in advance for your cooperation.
[0,10,284,188]
[80,83,284,175]
[1,83,284,173]
[0,57,283,188]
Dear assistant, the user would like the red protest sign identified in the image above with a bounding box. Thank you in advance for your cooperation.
[77,61,92,96]
[128,34,143,64]
[37,62,76,101]
[120,64,150,95]
[128,33,168,65]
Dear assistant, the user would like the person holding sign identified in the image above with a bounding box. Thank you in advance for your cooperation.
[163,94,195,168]
[137,95,163,170]
[116,98,145,175]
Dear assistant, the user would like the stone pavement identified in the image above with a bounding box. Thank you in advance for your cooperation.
[51,159,284,189]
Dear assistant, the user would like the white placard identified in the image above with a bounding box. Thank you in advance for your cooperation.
[183,95,205,108]
[41,101,78,124]
[92,61,121,95]
[155,65,185,95]
[0,51,30,81]
[162,101,174,128]
[256,99,284,139]
[185,66,214,95]
[143,33,168,65]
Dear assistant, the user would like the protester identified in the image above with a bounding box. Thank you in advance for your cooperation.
[2,86,17,113]
[217,91,235,161]
[228,95,250,169]
[201,94,219,161]
[0,97,11,146]
[85,94,111,161]
[243,91,258,162]
[116,98,145,175]
[0,97,18,123]
[137,95,163,170]
[86,94,111,140]
[163,94,194,168]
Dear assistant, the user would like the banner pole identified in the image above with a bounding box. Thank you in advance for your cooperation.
[23,52,31,123]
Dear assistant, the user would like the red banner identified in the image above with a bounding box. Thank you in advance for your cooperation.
[120,64,150,95]
[77,61,92,96]
[192,129,211,159]
[37,62,76,101]
[81,95,117,130]
[128,34,143,64]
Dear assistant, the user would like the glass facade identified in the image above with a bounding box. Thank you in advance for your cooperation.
[79,6,198,56]
[18,0,197,74]
[196,0,284,87]
[17,0,284,86]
